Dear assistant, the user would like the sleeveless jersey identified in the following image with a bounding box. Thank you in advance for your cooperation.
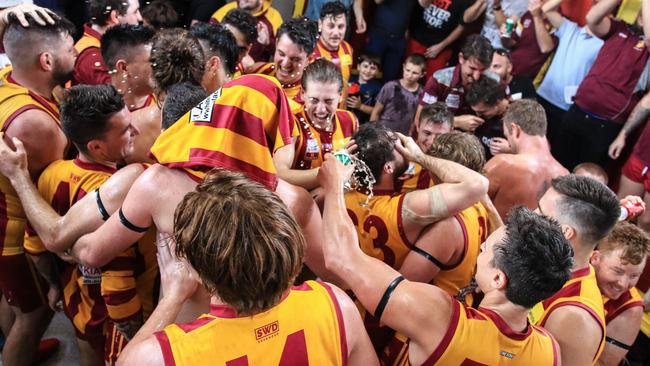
[639,289,650,338]
[529,265,606,364]
[603,287,643,324]
[149,74,296,190]
[128,93,157,112]
[311,40,354,83]
[293,108,357,170]
[251,62,304,104]
[155,281,346,366]
[0,66,60,257]
[345,189,412,269]
[398,300,560,366]
[396,163,434,193]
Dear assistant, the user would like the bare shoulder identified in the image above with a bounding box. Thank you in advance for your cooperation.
[484,154,513,174]
[117,336,165,366]
[544,305,603,347]
[4,108,62,141]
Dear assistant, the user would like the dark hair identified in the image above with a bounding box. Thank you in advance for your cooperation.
[3,13,75,66]
[162,82,208,129]
[301,58,343,92]
[465,76,506,107]
[150,28,205,95]
[419,102,453,127]
[492,207,574,308]
[141,0,179,29]
[190,22,239,75]
[353,123,396,181]
[174,168,305,314]
[405,53,426,69]
[358,53,381,67]
[101,24,155,70]
[503,99,547,137]
[428,131,486,173]
[460,34,494,67]
[320,1,348,20]
[89,0,129,26]
[222,8,258,45]
[599,221,650,266]
[60,85,125,153]
[551,175,621,247]
[493,47,512,62]
[277,17,319,55]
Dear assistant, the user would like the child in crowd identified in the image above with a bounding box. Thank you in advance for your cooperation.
[370,53,425,134]
[346,53,382,124]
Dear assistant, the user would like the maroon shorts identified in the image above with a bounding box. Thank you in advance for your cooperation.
[0,253,48,313]
[622,153,650,192]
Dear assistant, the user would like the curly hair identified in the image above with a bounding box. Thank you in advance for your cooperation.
[174,168,305,314]
[599,221,650,265]
[149,28,205,95]
[427,131,486,173]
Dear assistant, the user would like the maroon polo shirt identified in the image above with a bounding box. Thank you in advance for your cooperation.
[72,24,111,86]
[510,12,558,79]
[419,64,474,116]
[574,19,649,124]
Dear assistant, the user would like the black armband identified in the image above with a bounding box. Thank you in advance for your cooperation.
[374,276,405,320]
[118,208,149,233]
[605,336,631,350]
[95,189,110,221]
[412,246,453,270]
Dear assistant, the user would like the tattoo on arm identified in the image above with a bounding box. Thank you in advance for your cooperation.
[623,106,650,135]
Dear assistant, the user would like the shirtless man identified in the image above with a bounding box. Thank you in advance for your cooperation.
[485,99,568,219]
[0,74,329,322]
[320,155,573,365]
[533,174,621,366]
[117,169,377,365]
[0,7,75,366]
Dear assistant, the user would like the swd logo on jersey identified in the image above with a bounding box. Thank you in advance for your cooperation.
[500,351,515,359]
[254,321,279,342]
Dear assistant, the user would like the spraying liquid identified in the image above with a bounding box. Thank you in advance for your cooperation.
[334,150,376,207]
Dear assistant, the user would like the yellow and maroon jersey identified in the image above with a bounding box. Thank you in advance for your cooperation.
[396,163,434,193]
[603,287,643,324]
[149,74,297,190]
[345,190,413,269]
[211,0,282,34]
[293,108,357,170]
[392,299,559,365]
[311,40,354,83]
[0,66,60,257]
[128,93,157,113]
[155,281,346,365]
[73,24,110,86]
[529,265,606,364]
[250,62,304,105]
[434,202,488,304]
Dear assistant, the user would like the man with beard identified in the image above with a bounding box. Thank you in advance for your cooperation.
[311,1,354,84]
[0,6,76,366]
[553,0,650,170]
[248,17,319,105]
[485,100,567,220]
[210,0,283,62]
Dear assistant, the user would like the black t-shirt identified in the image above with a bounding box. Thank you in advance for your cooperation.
[508,75,537,101]
[410,0,472,46]
[187,0,224,24]
[474,114,505,160]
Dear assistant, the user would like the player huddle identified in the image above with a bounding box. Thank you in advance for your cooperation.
[0,2,647,366]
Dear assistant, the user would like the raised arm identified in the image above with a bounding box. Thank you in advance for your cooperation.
[529,0,556,53]
[586,0,620,38]
[464,0,487,24]
[0,4,56,39]
[397,133,489,224]
[273,141,321,190]
[542,0,565,28]
[353,0,366,33]
[318,154,452,365]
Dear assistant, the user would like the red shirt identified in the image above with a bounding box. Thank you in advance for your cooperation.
[574,19,649,123]
[72,24,111,86]
[510,12,558,79]
[561,0,591,26]
[419,65,473,116]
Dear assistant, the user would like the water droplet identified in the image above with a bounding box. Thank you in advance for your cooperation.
[94,61,101,67]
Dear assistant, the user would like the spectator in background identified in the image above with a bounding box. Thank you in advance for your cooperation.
[142,0,179,29]
[301,0,366,34]
[364,0,417,82]
[465,76,511,159]
[371,54,425,134]
[506,0,558,80]
[554,0,650,170]
[490,47,536,100]
[409,0,487,78]
[311,1,354,83]
[187,0,224,25]
[535,0,604,149]
[222,8,258,76]
[416,35,496,133]
[210,0,283,62]
[347,53,382,124]
[413,103,454,152]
